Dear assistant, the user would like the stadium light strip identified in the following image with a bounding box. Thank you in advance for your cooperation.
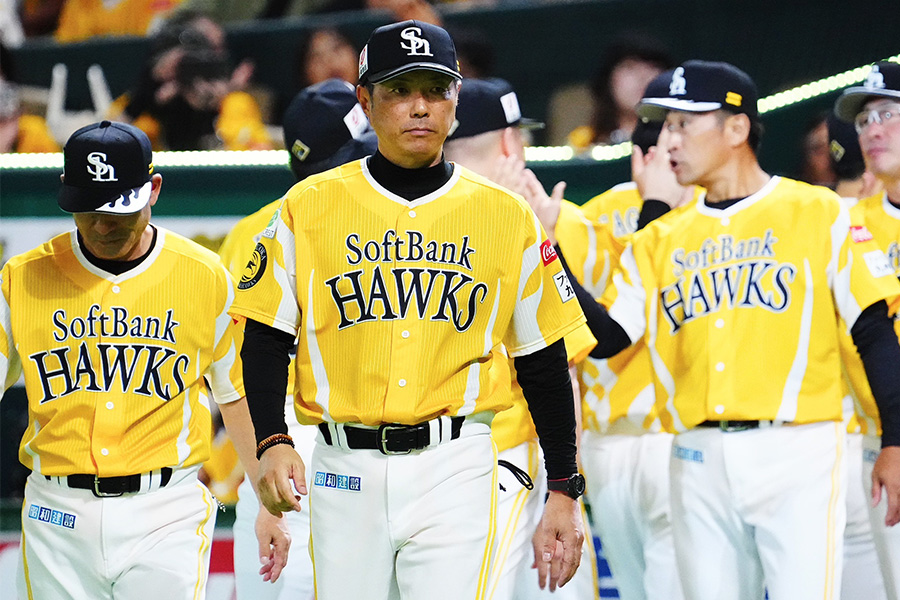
[3,54,898,170]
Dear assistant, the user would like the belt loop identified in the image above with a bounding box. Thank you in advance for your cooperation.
[330,422,349,450]
[428,418,441,447]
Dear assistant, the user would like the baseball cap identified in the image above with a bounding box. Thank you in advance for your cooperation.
[59,120,154,215]
[282,78,377,180]
[637,60,759,122]
[630,69,675,153]
[826,112,865,180]
[447,78,543,140]
[358,20,461,86]
[834,61,900,122]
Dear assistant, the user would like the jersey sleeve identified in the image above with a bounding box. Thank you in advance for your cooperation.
[830,206,900,329]
[0,264,22,395]
[207,264,246,404]
[228,197,302,336]
[600,233,649,344]
[504,208,586,357]
[564,322,596,364]
[556,200,625,296]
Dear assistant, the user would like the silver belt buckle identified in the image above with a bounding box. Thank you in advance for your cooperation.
[92,475,124,498]
[377,424,412,455]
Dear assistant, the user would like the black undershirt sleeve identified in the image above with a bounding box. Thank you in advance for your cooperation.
[554,246,632,358]
[514,339,577,480]
[242,318,295,444]
[850,300,900,448]
[637,199,671,231]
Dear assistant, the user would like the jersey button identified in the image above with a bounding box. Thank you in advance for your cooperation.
[715,319,725,328]
[715,362,725,372]
[398,379,407,387]
[112,285,121,293]
[720,217,730,226]
[106,402,114,410]
[401,330,410,339]
[408,210,417,218]
[715,405,725,414]
[100,448,109,456]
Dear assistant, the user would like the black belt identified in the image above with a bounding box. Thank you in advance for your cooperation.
[46,468,173,497]
[698,420,766,432]
[318,417,465,455]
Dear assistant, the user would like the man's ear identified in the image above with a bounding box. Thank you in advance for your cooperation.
[149,173,163,207]
[357,85,371,118]
[726,113,752,148]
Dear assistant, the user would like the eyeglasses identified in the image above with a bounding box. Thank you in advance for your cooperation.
[854,104,900,133]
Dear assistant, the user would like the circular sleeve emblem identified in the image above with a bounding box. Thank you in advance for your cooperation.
[238,243,267,290]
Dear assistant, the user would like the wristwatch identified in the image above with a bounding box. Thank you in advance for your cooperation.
[547,473,585,500]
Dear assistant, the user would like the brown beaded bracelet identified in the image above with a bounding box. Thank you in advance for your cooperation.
[256,433,295,460]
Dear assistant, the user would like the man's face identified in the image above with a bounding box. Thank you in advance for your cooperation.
[663,110,731,187]
[359,70,459,168]
[857,98,900,182]
[71,174,160,261]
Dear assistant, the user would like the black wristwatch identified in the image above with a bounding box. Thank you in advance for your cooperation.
[547,473,585,500]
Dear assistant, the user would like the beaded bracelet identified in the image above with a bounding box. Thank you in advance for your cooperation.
[256,433,295,460]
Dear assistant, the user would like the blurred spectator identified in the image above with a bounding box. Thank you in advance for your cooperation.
[556,32,674,150]
[364,0,442,25]
[295,27,359,90]
[446,26,494,79]
[0,44,59,152]
[53,0,183,43]
[795,110,836,188]
[110,12,273,150]
[0,0,24,46]
[21,0,64,38]
[173,0,334,25]
[827,111,881,201]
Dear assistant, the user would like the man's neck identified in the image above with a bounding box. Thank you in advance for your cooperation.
[367,151,453,201]
[702,158,770,204]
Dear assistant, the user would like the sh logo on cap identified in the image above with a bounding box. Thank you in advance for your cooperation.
[87,152,118,182]
[865,65,885,90]
[400,27,433,57]
[669,67,687,96]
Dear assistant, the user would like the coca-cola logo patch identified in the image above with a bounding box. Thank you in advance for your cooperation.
[541,240,558,266]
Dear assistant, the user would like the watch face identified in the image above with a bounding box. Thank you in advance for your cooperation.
[569,474,586,497]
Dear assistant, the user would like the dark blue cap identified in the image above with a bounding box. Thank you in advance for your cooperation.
[358,20,461,86]
[448,78,543,140]
[834,61,900,122]
[59,120,154,214]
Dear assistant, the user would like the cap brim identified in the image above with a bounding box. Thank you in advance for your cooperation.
[59,180,152,215]
[834,87,900,121]
[367,63,462,85]
[637,98,723,121]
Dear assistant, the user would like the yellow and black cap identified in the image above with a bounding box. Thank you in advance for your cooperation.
[637,60,759,122]
[358,20,461,86]
[59,120,154,215]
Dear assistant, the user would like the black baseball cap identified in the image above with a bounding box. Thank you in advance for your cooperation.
[59,120,154,215]
[630,69,675,153]
[637,60,759,122]
[447,78,543,140]
[834,61,900,122]
[358,20,461,86]
[826,112,865,180]
[282,78,377,181]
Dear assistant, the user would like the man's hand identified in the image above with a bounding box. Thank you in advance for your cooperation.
[490,155,566,244]
[872,445,900,526]
[256,506,291,583]
[631,128,689,209]
[531,491,584,591]
[257,443,307,516]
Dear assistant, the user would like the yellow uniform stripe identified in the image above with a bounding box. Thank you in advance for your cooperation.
[193,484,215,600]
[477,440,500,599]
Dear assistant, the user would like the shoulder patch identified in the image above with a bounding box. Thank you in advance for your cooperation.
[850,225,874,243]
[238,243,268,289]
[540,240,558,266]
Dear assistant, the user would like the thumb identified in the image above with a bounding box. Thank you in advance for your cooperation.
[550,181,567,203]
[630,146,645,178]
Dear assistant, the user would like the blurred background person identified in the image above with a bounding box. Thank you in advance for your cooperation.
[794,110,837,188]
[109,11,272,150]
[553,32,674,151]
[294,27,358,90]
[53,0,182,43]
[0,43,59,152]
